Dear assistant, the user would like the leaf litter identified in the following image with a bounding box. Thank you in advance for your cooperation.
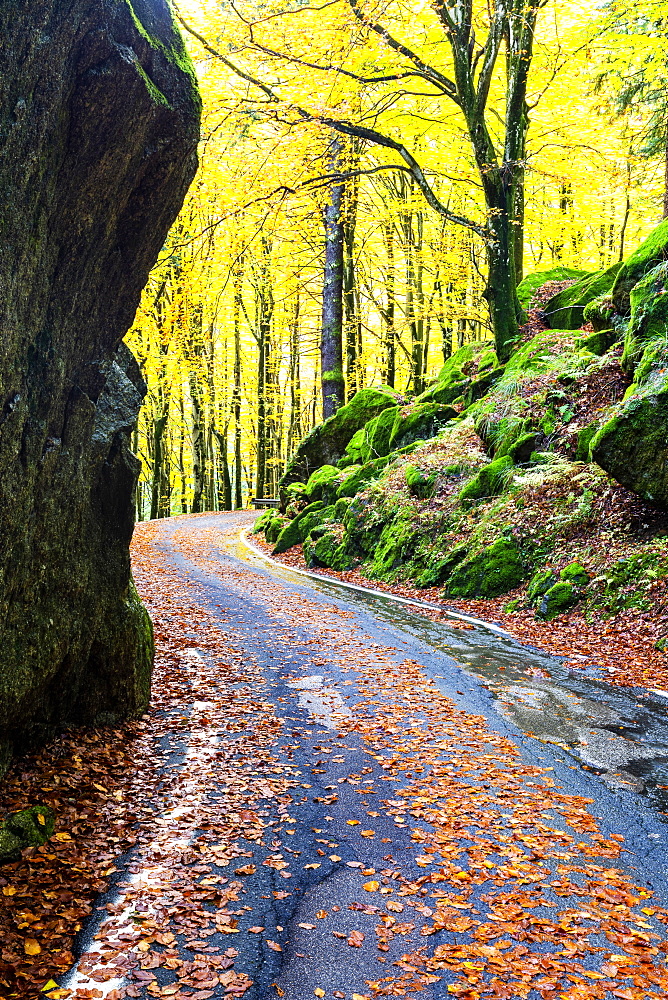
[0,512,666,1000]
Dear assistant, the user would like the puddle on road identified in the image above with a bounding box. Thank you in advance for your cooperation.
[229,535,668,819]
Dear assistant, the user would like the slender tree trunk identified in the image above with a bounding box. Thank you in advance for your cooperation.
[190,380,205,514]
[321,138,345,419]
[286,295,302,460]
[664,119,668,220]
[383,224,396,387]
[150,406,168,520]
[233,256,244,510]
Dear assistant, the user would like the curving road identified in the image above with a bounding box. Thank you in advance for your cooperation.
[63,511,668,1000]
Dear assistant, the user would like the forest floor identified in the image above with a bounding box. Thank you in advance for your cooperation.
[2,511,668,1000]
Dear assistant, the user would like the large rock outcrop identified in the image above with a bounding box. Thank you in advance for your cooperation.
[0,0,201,773]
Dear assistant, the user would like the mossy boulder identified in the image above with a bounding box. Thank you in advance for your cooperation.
[544,262,622,330]
[273,501,329,554]
[527,568,558,602]
[591,347,668,508]
[576,422,599,461]
[459,455,514,505]
[253,510,274,534]
[359,406,401,462]
[583,294,617,332]
[612,218,668,315]
[0,805,55,864]
[414,545,468,588]
[367,513,418,578]
[336,455,398,498]
[305,464,346,503]
[303,529,354,571]
[507,432,542,464]
[280,387,400,496]
[389,403,457,450]
[623,260,668,371]
[577,329,615,356]
[536,581,579,620]
[264,514,288,544]
[517,267,590,310]
[285,482,308,504]
[445,537,524,598]
[405,464,437,500]
[560,561,590,586]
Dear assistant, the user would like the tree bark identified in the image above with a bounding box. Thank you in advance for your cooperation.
[321,139,346,419]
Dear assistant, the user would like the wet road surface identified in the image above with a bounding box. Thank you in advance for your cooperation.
[62,512,668,1000]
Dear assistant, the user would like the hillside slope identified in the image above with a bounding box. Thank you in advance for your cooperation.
[256,223,668,686]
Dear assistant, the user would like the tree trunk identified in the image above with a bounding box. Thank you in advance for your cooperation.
[383,224,396,387]
[150,406,169,520]
[190,380,205,514]
[321,139,345,419]
[233,256,244,510]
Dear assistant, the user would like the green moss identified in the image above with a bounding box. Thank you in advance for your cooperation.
[273,501,327,554]
[126,1,197,79]
[583,294,616,332]
[264,514,288,544]
[389,403,457,450]
[536,580,579,619]
[578,329,615,356]
[303,528,354,571]
[560,561,590,586]
[576,422,599,461]
[544,262,622,330]
[517,267,590,310]
[459,455,514,504]
[404,464,436,499]
[612,218,668,314]
[281,386,400,491]
[623,260,668,371]
[359,406,400,461]
[253,510,274,534]
[446,537,524,598]
[367,513,418,578]
[305,464,345,503]
[507,432,540,464]
[591,365,668,508]
[336,454,398,498]
[414,545,468,588]
[0,805,55,863]
[527,568,558,602]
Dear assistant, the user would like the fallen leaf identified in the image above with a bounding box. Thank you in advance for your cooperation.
[347,930,364,947]
[267,940,282,952]
[24,938,41,955]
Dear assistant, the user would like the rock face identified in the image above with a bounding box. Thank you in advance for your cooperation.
[0,1,200,773]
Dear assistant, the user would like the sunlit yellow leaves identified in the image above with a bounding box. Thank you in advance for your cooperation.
[363,880,380,891]
[24,939,41,955]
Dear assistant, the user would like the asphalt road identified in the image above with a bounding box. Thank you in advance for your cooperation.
[63,511,668,1000]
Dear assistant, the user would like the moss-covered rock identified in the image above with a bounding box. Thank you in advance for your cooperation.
[253,510,274,534]
[536,581,579,619]
[280,387,401,496]
[405,464,437,500]
[527,568,558,602]
[583,294,617,332]
[612,218,668,315]
[517,267,590,310]
[367,513,418,578]
[273,501,328,554]
[264,514,288,544]
[576,422,599,461]
[445,537,524,598]
[591,347,668,508]
[285,482,308,504]
[389,403,457,450]
[507,432,541,464]
[414,545,468,588]
[459,455,514,504]
[305,464,346,503]
[544,262,622,330]
[359,406,401,462]
[578,329,615,356]
[0,805,55,864]
[560,561,590,586]
[623,260,668,371]
[303,528,354,571]
[336,455,398,498]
